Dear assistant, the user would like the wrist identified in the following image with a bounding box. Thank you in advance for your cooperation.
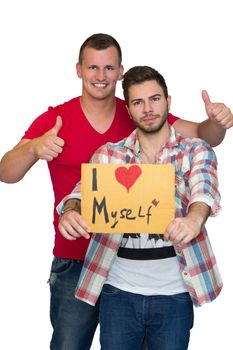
[28,139,40,160]
[187,202,210,229]
[61,199,81,216]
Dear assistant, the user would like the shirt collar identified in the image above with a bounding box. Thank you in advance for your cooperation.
[124,125,180,156]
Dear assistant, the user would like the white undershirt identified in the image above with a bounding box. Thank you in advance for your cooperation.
[105,234,186,295]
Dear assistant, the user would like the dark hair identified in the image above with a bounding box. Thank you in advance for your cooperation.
[78,33,122,66]
[122,66,168,105]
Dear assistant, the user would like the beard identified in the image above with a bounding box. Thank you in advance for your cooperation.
[132,109,168,134]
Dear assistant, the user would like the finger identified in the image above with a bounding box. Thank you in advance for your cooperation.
[164,223,172,241]
[51,116,63,135]
[172,232,187,245]
[40,141,63,159]
[59,221,83,240]
[49,143,64,154]
[181,235,193,245]
[54,136,65,147]
[61,210,90,231]
[42,149,61,160]
[224,119,233,129]
[60,214,90,239]
[164,220,179,241]
[43,155,54,162]
[59,225,77,240]
[68,221,90,239]
[201,90,212,107]
[69,212,91,233]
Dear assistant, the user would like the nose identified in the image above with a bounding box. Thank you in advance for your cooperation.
[95,68,106,81]
[143,100,153,113]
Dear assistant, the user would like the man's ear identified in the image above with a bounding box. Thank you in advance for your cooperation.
[167,95,171,111]
[76,62,82,78]
[118,65,124,80]
[126,105,132,119]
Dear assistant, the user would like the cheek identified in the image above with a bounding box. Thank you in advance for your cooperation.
[107,72,119,82]
[129,108,140,120]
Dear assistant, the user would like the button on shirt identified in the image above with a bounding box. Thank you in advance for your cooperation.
[57,126,222,307]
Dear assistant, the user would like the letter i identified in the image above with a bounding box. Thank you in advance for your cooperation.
[92,168,98,191]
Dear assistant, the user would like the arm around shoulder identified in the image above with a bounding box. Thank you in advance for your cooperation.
[173,90,233,147]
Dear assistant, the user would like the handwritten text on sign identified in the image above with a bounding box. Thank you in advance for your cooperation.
[81,164,175,233]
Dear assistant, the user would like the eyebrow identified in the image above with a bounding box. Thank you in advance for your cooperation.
[130,93,161,104]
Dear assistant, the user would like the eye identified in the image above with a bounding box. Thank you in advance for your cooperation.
[152,96,160,102]
[88,65,97,70]
[105,66,114,71]
[132,101,142,106]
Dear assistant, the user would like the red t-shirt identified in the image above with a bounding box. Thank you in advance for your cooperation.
[23,97,179,260]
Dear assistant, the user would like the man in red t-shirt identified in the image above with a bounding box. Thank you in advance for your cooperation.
[0,33,232,350]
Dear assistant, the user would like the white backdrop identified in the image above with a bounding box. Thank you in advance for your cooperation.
[0,1,232,349]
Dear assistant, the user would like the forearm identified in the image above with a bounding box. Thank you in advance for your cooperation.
[0,140,38,183]
[173,118,225,147]
[197,119,226,147]
[186,201,210,230]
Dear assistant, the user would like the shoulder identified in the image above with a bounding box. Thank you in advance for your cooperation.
[168,113,180,125]
[49,97,80,114]
[176,132,215,158]
[115,97,128,115]
[116,97,126,107]
[22,97,79,139]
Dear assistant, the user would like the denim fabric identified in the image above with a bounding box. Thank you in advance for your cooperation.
[100,284,194,350]
[49,258,99,350]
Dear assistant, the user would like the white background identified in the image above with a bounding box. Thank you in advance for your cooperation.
[0,1,232,349]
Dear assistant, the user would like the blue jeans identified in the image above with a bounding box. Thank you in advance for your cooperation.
[100,284,194,350]
[49,257,99,350]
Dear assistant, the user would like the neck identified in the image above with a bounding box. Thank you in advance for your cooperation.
[138,122,170,163]
[80,91,116,115]
[80,93,116,133]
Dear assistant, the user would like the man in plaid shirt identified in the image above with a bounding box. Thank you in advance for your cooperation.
[58,66,222,350]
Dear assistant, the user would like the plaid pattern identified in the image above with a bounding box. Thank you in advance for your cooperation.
[57,126,222,306]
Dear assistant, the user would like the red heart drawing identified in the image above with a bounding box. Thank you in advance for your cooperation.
[115,165,142,192]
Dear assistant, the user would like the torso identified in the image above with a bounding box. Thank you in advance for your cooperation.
[23,98,179,259]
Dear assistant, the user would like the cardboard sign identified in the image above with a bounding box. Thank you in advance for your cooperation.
[81,164,175,233]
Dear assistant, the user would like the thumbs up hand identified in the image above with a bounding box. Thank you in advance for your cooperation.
[32,116,65,161]
[202,90,233,129]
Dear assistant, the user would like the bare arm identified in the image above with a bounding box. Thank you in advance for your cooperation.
[164,202,210,246]
[0,139,39,183]
[173,90,233,147]
[0,116,64,183]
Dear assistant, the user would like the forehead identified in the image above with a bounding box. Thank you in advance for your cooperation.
[81,46,120,66]
[128,80,164,100]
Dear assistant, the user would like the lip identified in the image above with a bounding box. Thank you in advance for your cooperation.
[142,116,159,122]
[93,83,108,88]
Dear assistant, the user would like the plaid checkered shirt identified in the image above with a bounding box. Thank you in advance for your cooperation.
[57,126,222,307]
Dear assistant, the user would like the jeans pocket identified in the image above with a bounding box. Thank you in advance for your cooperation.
[48,258,74,286]
[170,292,192,303]
[102,284,121,296]
[51,257,73,274]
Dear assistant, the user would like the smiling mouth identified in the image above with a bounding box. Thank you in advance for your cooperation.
[93,83,108,88]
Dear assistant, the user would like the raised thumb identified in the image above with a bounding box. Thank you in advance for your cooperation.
[52,115,63,135]
[201,90,212,108]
